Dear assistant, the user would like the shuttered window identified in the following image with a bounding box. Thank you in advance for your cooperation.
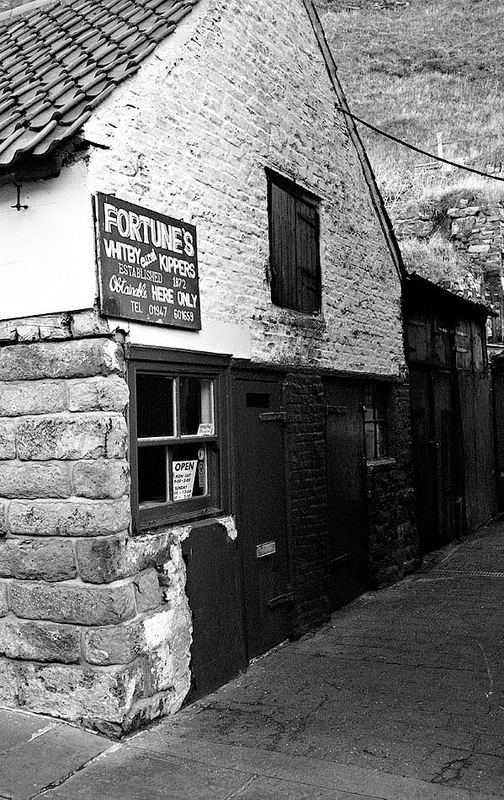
[268,171,321,314]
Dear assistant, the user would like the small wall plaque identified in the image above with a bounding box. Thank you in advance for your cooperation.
[256,541,276,558]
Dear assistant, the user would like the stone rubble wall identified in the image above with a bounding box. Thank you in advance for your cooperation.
[0,311,192,736]
[395,197,504,339]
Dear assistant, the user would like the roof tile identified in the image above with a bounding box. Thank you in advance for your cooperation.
[27,106,55,131]
[0,0,200,169]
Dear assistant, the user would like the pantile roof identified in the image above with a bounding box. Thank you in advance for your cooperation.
[0,0,199,169]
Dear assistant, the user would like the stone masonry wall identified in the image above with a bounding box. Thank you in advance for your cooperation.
[366,381,419,586]
[0,311,192,735]
[396,197,504,342]
[85,0,405,379]
[284,373,331,636]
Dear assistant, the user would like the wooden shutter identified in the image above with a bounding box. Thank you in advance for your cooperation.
[269,181,297,309]
[269,174,321,313]
[296,198,320,313]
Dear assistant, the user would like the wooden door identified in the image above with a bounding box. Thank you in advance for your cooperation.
[233,377,291,659]
[182,523,247,703]
[410,368,460,553]
[324,381,369,610]
[409,369,437,551]
[433,370,460,545]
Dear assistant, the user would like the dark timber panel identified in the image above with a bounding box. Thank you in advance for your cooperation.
[233,376,291,660]
[324,380,368,609]
[183,522,246,703]
[405,276,496,553]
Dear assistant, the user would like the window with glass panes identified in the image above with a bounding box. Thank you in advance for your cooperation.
[130,357,225,526]
[364,384,388,460]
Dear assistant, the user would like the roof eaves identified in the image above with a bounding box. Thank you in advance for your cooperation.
[0,0,201,173]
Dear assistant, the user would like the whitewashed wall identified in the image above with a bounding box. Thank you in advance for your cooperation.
[0,163,96,320]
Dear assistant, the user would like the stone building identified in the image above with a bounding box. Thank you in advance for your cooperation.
[0,0,418,733]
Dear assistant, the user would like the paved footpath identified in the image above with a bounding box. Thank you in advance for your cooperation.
[2,520,504,799]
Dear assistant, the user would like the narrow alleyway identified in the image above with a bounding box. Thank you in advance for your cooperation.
[2,520,504,800]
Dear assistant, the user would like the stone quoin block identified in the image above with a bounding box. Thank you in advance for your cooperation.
[70,310,112,339]
[0,320,17,343]
[0,538,76,581]
[73,461,130,499]
[133,569,162,613]
[84,621,141,665]
[16,413,127,460]
[0,420,16,459]
[0,313,71,343]
[0,503,7,536]
[83,608,177,666]
[0,581,8,616]
[0,381,67,416]
[0,618,81,663]
[0,657,18,705]
[121,687,187,733]
[9,580,137,625]
[8,497,131,536]
[18,661,144,724]
[0,339,124,381]
[76,531,171,583]
[0,462,71,499]
[146,642,175,693]
[68,375,129,413]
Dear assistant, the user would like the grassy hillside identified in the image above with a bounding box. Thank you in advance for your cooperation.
[316,0,504,216]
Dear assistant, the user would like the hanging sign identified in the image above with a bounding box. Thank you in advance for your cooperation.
[94,193,200,330]
[172,459,198,500]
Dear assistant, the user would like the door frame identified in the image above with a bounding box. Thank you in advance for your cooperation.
[231,365,294,660]
[323,377,370,609]
[409,363,465,552]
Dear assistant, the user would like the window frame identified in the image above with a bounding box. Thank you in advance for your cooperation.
[363,383,388,462]
[128,347,230,532]
[267,169,322,315]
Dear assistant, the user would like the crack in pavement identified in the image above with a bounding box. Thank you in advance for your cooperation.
[30,742,121,799]
[432,755,470,785]
[0,724,60,758]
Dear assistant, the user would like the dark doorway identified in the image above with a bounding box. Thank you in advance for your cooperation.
[404,274,497,553]
[324,381,369,610]
[409,368,460,553]
[182,522,247,703]
[233,376,292,660]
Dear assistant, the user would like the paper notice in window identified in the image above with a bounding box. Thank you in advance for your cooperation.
[173,460,198,501]
[197,423,214,436]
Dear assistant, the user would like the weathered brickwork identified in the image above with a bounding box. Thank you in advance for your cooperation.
[366,382,419,586]
[86,0,405,378]
[0,314,193,735]
[284,373,331,636]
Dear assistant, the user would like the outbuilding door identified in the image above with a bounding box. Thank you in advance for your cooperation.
[233,376,291,660]
[410,368,460,552]
[324,381,369,610]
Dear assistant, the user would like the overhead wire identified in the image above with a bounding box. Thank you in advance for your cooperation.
[335,104,504,183]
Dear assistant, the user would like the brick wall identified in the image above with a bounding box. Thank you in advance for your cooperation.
[0,311,193,735]
[85,0,405,378]
[366,381,419,586]
[284,373,331,635]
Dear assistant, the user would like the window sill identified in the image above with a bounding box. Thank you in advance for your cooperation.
[135,505,224,533]
[275,308,326,329]
[366,457,396,470]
